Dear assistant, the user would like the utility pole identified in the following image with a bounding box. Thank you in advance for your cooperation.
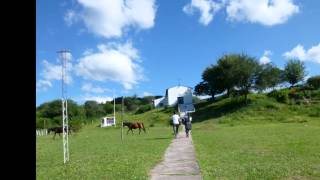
[57,49,70,164]
[113,90,116,127]
[121,96,124,140]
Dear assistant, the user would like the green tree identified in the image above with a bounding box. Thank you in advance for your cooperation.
[256,63,282,92]
[284,59,306,87]
[216,54,241,96]
[37,100,61,119]
[234,54,261,103]
[194,81,210,96]
[307,75,320,89]
[84,100,99,118]
[202,65,225,100]
[103,102,114,114]
[124,96,139,111]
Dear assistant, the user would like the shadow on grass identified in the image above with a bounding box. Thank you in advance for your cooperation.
[144,137,172,141]
[192,98,251,123]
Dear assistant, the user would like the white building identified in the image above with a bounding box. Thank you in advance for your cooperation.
[101,117,116,127]
[153,85,195,113]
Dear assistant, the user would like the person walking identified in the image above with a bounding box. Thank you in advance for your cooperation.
[172,111,180,138]
[183,113,192,138]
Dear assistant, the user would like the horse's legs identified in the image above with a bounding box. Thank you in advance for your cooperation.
[131,129,134,135]
[53,133,56,139]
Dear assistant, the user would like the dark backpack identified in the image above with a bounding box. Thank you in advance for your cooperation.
[182,117,186,124]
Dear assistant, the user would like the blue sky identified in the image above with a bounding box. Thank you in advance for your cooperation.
[36,0,320,106]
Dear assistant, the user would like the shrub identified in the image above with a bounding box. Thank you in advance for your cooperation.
[267,89,289,103]
[135,104,152,114]
[310,90,320,100]
[70,119,82,132]
[307,75,320,89]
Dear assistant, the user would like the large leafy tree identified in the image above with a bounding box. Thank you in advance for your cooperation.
[201,65,225,100]
[284,59,306,87]
[255,63,283,91]
[194,81,210,96]
[195,53,263,103]
[84,100,100,118]
[234,54,261,103]
[216,54,240,96]
[103,102,114,114]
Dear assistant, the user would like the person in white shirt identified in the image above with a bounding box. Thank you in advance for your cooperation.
[172,111,180,138]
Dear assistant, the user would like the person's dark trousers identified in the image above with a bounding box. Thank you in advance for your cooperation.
[173,124,179,138]
[185,128,190,137]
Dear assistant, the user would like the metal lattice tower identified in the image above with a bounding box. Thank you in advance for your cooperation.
[57,49,70,164]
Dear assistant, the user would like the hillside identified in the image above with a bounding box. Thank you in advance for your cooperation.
[192,92,320,125]
[188,90,320,179]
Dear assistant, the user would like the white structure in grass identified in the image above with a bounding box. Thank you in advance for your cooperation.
[36,129,48,136]
[153,85,195,113]
[101,94,116,127]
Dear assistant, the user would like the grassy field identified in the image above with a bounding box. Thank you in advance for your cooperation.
[192,123,320,179]
[191,94,320,179]
[37,93,320,179]
[36,124,173,179]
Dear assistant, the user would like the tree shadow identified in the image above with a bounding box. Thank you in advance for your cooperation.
[144,137,172,141]
[192,98,251,123]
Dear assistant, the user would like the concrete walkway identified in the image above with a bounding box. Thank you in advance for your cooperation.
[149,130,202,180]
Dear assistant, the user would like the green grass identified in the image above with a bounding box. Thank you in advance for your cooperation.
[191,94,320,179]
[192,123,320,179]
[36,124,172,179]
[37,93,320,179]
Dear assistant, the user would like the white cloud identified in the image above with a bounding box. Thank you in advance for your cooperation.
[81,95,113,103]
[75,42,144,90]
[259,50,272,64]
[36,59,73,92]
[82,48,93,56]
[36,80,52,92]
[64,9,78,26]
[143,92,153,96]
[70,0,157,38]
[226,0,299,26]
[183,0,224,26]
[41,60,73,84]
[283,43,320,64]
[81,83,109,93]
[183,0,299,26]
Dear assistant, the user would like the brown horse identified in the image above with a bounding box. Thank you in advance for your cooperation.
[123,122,146,135]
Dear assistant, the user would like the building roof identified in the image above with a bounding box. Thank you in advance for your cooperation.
[166,85,193,91]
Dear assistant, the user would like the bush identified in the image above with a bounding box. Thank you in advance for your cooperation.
[135,104,152,114]
[307,75,320,89]
[310,90,320,100]
[267,89,289,103]
[36,117,51,129]
[70,119,82,132]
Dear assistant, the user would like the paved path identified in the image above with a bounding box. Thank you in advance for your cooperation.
[149,130,202,180]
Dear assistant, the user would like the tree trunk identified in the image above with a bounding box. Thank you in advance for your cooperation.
[210,89,216,101]
[244,87,249,104]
